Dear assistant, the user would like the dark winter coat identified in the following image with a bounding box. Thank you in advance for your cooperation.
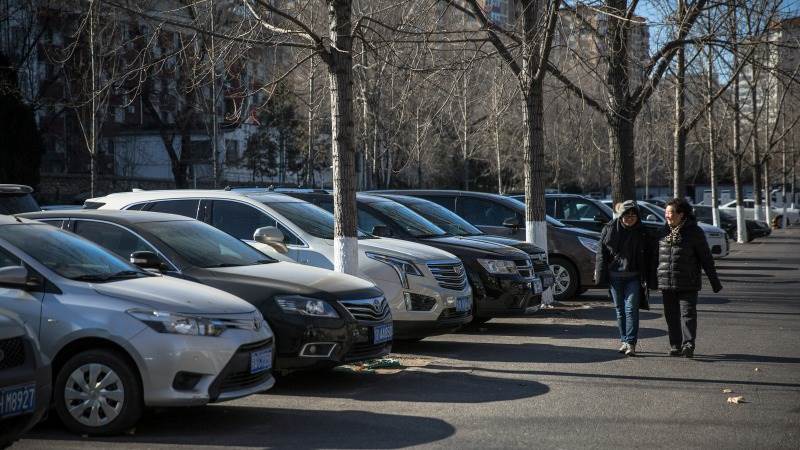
[657,218,723,292]
[595,219,658,287]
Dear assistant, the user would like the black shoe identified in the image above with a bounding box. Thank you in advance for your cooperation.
[682,345,694,358]
[669,347,681,356]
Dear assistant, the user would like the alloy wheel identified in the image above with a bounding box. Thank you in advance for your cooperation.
[64,363,125,428]
[551,264,571,296]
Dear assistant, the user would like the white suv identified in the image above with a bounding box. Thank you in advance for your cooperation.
[86,190,473,339]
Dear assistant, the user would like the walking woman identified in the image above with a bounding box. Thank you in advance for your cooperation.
[658,198,723,357]
[595,200,657,356]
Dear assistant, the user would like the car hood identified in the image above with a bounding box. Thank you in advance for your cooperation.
[359,237,459,262]
[191,261,383,306]
[93,276,256,315]
[697,222,725,234]
[461,235,546,255]
[423,236,529,259]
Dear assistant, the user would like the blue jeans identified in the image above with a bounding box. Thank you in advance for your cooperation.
[609,276,641,345]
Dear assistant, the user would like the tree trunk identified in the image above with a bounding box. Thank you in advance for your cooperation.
[608,111,636,202]
[673,18,686,199]
[306,56,316,187]
[764,157,772,226]
[706,45,720,227]
[733,155,747,242]
[751,87,762,221]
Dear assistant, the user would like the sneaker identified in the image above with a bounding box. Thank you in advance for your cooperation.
[618,343,628,353]
[669,347,682,357]
[625,343,636,356]
[682,345,694,358]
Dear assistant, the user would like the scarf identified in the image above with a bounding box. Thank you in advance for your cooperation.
[666,218,687,246]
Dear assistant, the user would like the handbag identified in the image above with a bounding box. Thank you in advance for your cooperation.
[639,281,651,310]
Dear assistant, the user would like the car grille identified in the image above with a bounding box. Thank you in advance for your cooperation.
[344,342,391,362]
[0,337,25,370]
[339,297,391,322]
[439,307,470,321]
[212,338,273,396]
[427,261,468,290]
[531,258,549,273]
[514,259,534,278]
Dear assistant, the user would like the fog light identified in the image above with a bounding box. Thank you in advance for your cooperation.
[299,342,337,357]
[172,371,203,391]
[445,296,455,306]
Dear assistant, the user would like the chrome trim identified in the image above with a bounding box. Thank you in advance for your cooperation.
[339,297,391,322]
[426,260,468,291]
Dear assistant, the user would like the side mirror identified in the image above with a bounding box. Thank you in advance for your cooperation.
[253,226,288,254]
[371,225,393,237]
[645,214,658,222]
[593,214,608,224]
[502,216,520,228]
[0,266,29,288]
[130,251,164,271]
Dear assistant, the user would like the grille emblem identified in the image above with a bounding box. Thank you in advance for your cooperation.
[454,265,464,275]
[253,317,261,330]
[373,298,382,310]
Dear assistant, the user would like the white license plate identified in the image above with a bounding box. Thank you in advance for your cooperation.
[456,296,471,312]
[0,383,36,418]
[532,278,543,294]
[250,348,272,374]
[373,323,393,344]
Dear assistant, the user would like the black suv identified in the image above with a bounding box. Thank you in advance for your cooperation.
[0,185,40,215]
[22,210,392,374]
[0,308,51,448]
[285,191,543,323]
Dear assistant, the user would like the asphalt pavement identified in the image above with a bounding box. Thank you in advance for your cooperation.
[15,228,800,449]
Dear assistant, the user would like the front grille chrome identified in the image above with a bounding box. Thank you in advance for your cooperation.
[427,261,468,290]
[339,297,391,322]
[514,259,534,279]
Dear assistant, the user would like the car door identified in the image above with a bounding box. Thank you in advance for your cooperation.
[552,197,607,232]
[0,246,44,337]
[456,196,520,238]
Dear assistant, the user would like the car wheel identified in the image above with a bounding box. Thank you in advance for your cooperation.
[549,256,579,302]
[54,349,143,436]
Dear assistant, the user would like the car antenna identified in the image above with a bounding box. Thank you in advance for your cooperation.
[13,215,22,222]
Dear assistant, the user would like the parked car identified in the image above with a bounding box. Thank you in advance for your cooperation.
[0,309,51,448]
[692,205,771,241]
[285,191,540,323]
[0,185,40,215]
[369,190,601,302]
[22,210,392,372]
[0,216,275,435]
[368,194,555,291]
[719,199,783,224]
[85,190,472,340]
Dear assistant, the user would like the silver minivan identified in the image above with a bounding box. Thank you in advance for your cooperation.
[0,216,275,435]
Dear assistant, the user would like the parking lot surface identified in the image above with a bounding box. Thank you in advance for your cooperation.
[16,228,800,449]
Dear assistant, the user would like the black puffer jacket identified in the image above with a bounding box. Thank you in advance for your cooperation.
[657,218,722,292]
[595,220,658,287]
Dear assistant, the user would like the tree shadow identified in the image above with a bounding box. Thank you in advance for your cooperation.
[26,406,456,449]
[693,354,800,364]
[716,272,773,278]
[272,366,549,404]
[716,265,798,271]
[394,340,629,365]
[453,323,666,340]
[723,257,780,263]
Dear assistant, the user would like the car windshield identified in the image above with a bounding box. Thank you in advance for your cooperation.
[369,201,448,238]
[400,199,483,236]
[0,194,40,214]
[260,200,368,240]
[0,224,147,281]
[507,196,566,227]
[140,221,275,268]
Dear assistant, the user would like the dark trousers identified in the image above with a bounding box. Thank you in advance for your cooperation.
[661,290,698,348]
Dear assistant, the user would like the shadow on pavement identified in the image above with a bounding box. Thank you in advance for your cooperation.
[271,368,549,404]
[694,354,800,364]
[455,323,667,340]
[25,406,456,448]
[716,265,798,271]
[396,340,631,364]
[549,305,663,322]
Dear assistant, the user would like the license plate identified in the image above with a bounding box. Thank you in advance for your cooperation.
[373,323,393,344]
[0,383,36,418]
[532,278,543,294]
[456,296,471,312]
[250,348,272,374]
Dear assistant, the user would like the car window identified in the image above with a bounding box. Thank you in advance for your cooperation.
[37,219,64,228]
[146,199,199,218]
[126,203,146,211]
[458,197,517,227]
[639,204,663,223]
[368,201,446,237]
[545,198,556,216]
[744,201,753,208]
[0,194,40,214]
[401,199,483,236]
[418,195,456,211]
[73,220,155,261]
[0,247,22,268]
[556,198,604,221]
[257,199,368,239]
[211,200,276,240]
[357,208,390,234]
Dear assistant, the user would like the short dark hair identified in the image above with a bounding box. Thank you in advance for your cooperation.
[666,198,692,216]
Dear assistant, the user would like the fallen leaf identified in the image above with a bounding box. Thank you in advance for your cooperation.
[755,368,760,372]
[727,396,745,404]
[722,388,733,393]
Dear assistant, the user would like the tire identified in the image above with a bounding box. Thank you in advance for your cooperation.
[549,256,579,302]
[54,349,143,436]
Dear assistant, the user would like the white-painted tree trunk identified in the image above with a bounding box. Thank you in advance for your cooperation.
[334,236,358,275]
[736,205,747,243]
[527,220,552,305]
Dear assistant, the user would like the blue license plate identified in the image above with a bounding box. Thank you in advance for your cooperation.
[250,348,272,374]
[0,383,36,418]
[532,278,543,294]
[373,323,393,344]
[456,296,471,312]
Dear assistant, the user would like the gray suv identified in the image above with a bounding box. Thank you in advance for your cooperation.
[0,216,275,435]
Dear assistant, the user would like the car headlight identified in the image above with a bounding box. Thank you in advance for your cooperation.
[530,253,548,263]
[578,237,599,254]
[127,309,224,336]
[365,252,422,288]
[477,259,518,275]
[274,295,339,318]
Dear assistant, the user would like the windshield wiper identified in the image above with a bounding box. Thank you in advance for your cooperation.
[254,259,276,264]
[72,270,144,282]
[203,263,246,268]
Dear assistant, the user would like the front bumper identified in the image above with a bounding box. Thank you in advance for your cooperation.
[129,326,275,407]
[0,339,51,445]
[471,273,541,318]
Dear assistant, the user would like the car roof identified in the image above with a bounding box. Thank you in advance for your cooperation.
[88,189,300,205]
[373,194,430,204]
[0,215,40,226]
[0,184,33,194]
[18,209,195,225]
[283,191,392,205]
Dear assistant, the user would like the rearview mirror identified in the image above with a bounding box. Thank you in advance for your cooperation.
[130,251,164,271]
[0,266,28,288]
[253,226,288,254]
[371,225,393,237]
[502,216,520,228]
